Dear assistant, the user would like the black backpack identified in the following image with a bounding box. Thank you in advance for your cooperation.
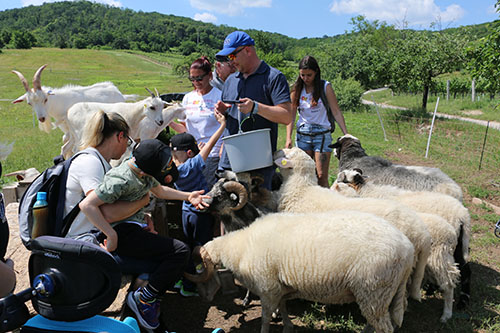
[18,150,104,250]
[319,79,336,133]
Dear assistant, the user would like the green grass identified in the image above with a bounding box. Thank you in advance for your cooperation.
[365,88,500,122]
[1,48,499,332]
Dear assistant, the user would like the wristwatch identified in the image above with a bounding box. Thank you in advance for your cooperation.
[251,100,259,116]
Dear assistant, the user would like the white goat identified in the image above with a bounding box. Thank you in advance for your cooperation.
[332,168,472,310]
[186,211,415,333]
[12,64,133,134]
[274,147,432,302]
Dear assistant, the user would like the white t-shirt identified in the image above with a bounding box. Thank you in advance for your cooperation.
[296,80,331,130]
[64,148,110,238]
[180,87,223,158]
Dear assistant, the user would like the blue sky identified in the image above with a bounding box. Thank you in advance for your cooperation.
[0,0,498,38]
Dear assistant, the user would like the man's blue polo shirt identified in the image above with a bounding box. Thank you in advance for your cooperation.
[219,61,290,171]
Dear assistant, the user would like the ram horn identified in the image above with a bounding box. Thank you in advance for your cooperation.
[223,180,248,211]
[33,64,47,91]
[183,246,215,283]
[12,70,30,92]
[145,87,155,98]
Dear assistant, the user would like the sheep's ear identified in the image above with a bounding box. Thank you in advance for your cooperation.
[337,171,346,183]
[274,157,293,168]
[353,168,363,175]
[353,173,365,185]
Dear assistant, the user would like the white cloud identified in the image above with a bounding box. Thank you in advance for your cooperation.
[21,0,122,7]
[190,0,271,16]
[194,12,218,23]
[329,0,464,27]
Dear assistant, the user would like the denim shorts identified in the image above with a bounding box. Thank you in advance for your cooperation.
[296,123,333,153]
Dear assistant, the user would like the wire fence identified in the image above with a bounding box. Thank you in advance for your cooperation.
[357,104,500,182]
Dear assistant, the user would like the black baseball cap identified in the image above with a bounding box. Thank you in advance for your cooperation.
[132,139,178,185]
[170,133,200,155]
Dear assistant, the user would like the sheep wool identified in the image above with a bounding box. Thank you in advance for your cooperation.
[275,147,432,302]
[202,211,415,333]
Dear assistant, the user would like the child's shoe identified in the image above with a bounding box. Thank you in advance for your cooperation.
[126,287,160,329]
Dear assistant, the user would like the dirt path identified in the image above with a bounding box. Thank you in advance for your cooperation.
[362,88,500,131]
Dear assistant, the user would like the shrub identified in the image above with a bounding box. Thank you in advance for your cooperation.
[330,75,364,112]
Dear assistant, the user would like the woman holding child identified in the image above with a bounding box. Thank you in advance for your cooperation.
[170,56,223,188]
[65,111,208,331]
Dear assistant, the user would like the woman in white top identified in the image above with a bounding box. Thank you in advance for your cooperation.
[65,111,149,243]
[286,55,348,187]
[170,56,223,189]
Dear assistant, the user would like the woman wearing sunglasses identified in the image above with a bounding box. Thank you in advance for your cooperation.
[170,56,223,189]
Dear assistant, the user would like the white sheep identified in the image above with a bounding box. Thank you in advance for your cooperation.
[12,64,134,134]
[417,212,460,322]
[274,147,432,302]
[330,134,463,202]
[332,168,472,309]
[64,91,183,159]
[186,210,415,333]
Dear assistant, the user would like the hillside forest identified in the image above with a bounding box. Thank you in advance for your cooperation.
[0,0,499,112]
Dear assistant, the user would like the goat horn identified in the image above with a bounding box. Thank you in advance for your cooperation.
[32,64,47,91]
[145,87,155,97]
[223,181,248,211]
[154,88,160,98]
[183,246,215,283]
[12,70,30,92]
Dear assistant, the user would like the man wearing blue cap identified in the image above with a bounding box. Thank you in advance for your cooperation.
[215,31,292,190]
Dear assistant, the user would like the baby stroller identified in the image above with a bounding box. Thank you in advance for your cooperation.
[0,236,139,332]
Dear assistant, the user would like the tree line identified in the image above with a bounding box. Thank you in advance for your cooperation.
[0,0,498,111]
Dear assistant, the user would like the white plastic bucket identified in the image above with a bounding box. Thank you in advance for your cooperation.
[222,128,273,173]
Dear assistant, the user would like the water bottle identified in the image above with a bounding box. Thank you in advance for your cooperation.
[32,192,49,238]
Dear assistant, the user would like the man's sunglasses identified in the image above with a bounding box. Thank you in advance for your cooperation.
[188,73,208,82]
[228,46,246,61]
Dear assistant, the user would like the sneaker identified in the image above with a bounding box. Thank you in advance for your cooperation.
[126,288,160,329]
[173,279,183,290]
[180,285,199,297]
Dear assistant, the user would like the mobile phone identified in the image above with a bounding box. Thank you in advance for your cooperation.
[222,99,243,104]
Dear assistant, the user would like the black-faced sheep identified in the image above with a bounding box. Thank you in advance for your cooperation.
[329,134,463,202]
[186,211,415,333]
[274,147,432,302]
[333,168,471,309]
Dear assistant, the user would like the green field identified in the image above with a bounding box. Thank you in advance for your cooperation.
[1,48,499,332]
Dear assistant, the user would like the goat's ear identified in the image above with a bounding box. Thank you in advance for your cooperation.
[274,157,293,169]
[12,94,26,104]
[353,168,363,175]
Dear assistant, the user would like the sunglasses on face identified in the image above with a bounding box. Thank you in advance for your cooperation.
[228,46,246,61]
[188,73,208,82]
[126,135,135,147]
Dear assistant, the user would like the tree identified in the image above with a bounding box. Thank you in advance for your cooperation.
[389,30,469,109]
[466,3,500,99]
[12,30,36,49]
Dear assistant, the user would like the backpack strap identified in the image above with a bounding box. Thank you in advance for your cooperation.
[56,149,107,237]
[320,79,336,133]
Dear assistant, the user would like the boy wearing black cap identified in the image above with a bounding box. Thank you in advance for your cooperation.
[79,138,209,330]
[170,109,226,296]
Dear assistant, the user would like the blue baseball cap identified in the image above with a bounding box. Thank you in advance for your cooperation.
[216,31,255,57]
